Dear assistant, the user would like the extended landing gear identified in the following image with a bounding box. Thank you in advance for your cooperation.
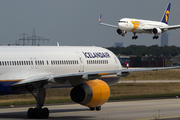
[153,36,159,39]
[27,85,49,119]
[28,107,49,119]
[132,33,138,40]
[90,106,101,111]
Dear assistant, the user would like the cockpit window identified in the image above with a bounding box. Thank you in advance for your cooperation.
[119,21,128,23]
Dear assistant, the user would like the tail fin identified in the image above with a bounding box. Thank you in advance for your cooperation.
[161,3,171,24]
[99,14,102,23]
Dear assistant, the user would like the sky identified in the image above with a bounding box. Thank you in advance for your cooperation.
[0,0,180,47]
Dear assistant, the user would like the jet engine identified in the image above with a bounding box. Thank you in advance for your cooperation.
[70,79,110,108]
[152,28,162,35]
[116,29,126,36]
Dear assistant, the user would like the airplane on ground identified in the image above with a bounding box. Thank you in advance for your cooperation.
[0,45,178,119]
[99,3,180,39]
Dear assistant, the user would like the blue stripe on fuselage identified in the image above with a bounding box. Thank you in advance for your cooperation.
[0,80,20,95]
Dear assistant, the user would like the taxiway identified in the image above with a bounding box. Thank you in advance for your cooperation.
[1,98,180,120]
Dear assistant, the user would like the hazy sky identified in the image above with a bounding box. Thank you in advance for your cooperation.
[0,0,180,47]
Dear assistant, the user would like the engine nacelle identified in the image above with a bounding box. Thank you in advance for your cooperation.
[70,79,110,108]
[116,29,126,36]
[152,28,162,35]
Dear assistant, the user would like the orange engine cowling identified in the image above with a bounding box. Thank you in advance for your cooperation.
[70,79,110,108]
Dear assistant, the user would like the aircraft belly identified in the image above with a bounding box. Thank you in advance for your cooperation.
[0,76,120,95]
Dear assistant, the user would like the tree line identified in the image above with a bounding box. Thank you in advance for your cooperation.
[107,45,180,57]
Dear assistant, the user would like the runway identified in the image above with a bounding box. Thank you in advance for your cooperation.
[1,98,180,120]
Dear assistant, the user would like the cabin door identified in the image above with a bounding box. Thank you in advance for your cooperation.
[76,52,84,72]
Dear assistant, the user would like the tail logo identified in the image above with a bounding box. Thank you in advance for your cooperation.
[99,14,102,23]
[165,10,170,23]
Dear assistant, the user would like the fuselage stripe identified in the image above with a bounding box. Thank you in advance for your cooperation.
[0,79,23,82]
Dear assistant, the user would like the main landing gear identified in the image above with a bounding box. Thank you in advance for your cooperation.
[132,33,138,40]
[90,106,101,111]
[27,85,49,119]
[153,35,159,39]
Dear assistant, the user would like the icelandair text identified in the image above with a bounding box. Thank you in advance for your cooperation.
[82,52,110,58]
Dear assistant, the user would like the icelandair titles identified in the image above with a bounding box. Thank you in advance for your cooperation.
[82,52,110,58]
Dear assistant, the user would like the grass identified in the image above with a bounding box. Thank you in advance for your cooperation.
[121,70,180,80]
[1,70,180,106]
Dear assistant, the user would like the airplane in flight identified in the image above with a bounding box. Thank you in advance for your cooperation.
[0,45,178,119]
[99,3,180,39]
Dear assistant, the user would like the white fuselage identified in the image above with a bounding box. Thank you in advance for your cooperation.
[118,18,168,34]
[0,46,122,94]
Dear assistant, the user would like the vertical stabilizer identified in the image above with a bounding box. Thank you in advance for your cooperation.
[161,3,171,24]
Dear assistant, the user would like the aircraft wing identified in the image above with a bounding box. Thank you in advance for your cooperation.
[12,66,179,88]
[143,25,180,32]
[99,14,118,28]
[160,25,180,30]
[100,23,118,28]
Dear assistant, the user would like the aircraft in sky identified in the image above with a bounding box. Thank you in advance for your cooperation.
[0,46,178,119]
[99,3,180,39]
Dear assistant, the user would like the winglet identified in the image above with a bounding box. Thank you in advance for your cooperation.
[99,14,102,23]
[161,3,171,24]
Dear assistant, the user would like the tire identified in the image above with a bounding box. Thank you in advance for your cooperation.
[43,107,49,118]
[36,108,43,119]
[27,108,34,118]
[90,107,95,111]
[96,106,101,111]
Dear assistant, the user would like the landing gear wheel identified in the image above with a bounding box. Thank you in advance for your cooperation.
[135,36,138,39]
[132,36,138,40]
[27,108,35,118]
[96,106,101,111]
[36,108,43,119]
[153,36,159,39]
[33,108,37,118]
[27,107,49,119]
[43,107,49,118]
[90,107,95,111]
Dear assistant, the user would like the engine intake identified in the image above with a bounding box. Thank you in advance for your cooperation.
[70,79,110,108]
[152,28,162,35]
[116,29,126,36]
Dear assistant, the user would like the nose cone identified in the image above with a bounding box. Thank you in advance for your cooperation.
[118,22,122,28]
[118,20,124,30]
